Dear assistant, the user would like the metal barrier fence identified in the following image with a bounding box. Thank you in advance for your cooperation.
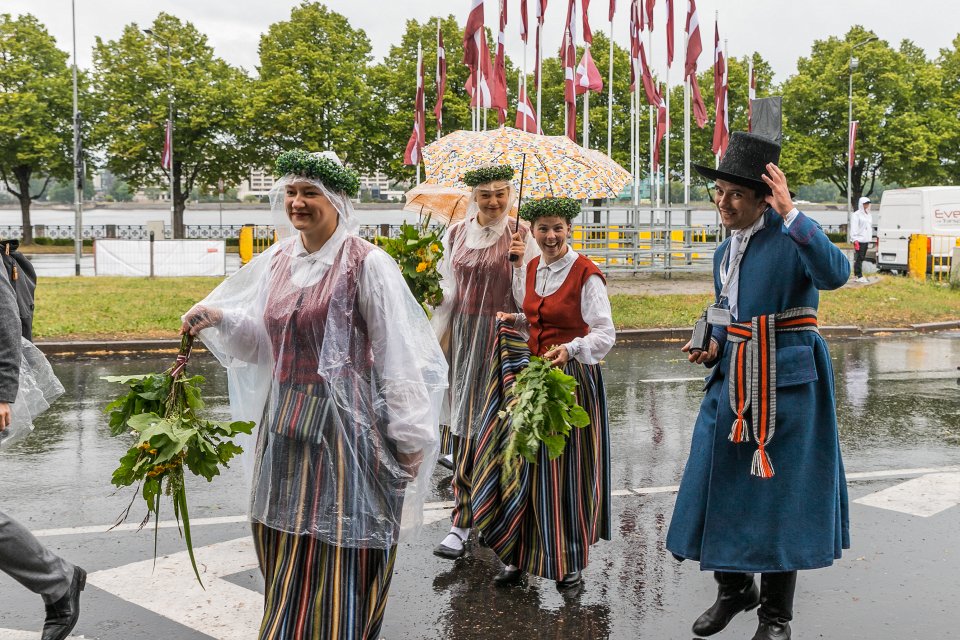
[908,233,960,282]
[2,206,727,275]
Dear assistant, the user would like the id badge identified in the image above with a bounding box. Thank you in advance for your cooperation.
[706,305,732,327]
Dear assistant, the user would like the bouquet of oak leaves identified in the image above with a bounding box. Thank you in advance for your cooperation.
[374,216,444,316]
[104,334,254,586]
[500,356,590,481]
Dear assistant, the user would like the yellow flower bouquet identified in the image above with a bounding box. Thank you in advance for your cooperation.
[375,217,444,315]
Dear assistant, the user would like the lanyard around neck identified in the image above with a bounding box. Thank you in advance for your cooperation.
[718,215,765,301]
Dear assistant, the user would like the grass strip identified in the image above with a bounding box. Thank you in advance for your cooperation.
[32,275,959,341]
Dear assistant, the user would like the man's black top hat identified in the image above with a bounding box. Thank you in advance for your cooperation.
[692,131,785,196]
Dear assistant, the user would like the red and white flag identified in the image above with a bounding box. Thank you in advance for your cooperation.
[404,45,426,166]
[161,120,172,171]
[645,0,655,32]
[561,0,578,54]
[516,84,540,132]
[435,29,447,135]
[563,27,577,140]
[534,0,548,85]
[521,0,529,43]
[494,0,509,123]
[629,0,640,91]
[748,58,756,132]
[684,0,707,128]
[462,0,484,68]
[654,100,669,169]
[665,0,674,66]
[576,47,604,94]
[581,0,593,45]
[609,0,617,21]
[848,120,859,168]
[463,0,493,109]
[711,20,729,157]
[638,35,661,108]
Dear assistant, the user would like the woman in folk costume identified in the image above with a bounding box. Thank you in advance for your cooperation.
[181,150,446,640]
[666,132,850,640]
[431,164,539,560]
[481,197,616,590]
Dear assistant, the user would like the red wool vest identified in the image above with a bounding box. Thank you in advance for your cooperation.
[264,237,374,384]
[523,254,605,357]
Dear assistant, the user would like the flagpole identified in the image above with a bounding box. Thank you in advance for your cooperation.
[683,29,690,207]
[536,21,543,132]
[436,20,442,141]
[748,55,754,132]
[71,0,82,275]
[583,43,591,149]
[648,28,656,208]
[665,71,670,208]
[607,17,614,157]
[417,39,422,185]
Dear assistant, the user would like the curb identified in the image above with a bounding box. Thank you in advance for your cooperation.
[34,321,960,356]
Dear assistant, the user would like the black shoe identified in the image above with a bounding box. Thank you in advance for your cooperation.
[492,565,523,587]
[477,531,489,547]
[751,621,791,640]
[691,572,760,637]
[43,566,86,640]
[556,571,582,590]
[433,531,467,560]
[437,454,454,471]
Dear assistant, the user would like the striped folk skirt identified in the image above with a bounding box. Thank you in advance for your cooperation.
[252,522,397,640]
[472,324,612,580]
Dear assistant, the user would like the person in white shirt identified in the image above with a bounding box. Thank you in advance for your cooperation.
[181,150,446,640]
[850,197,873,282]
[483,197,616,591]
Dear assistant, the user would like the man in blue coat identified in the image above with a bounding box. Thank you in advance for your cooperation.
[666,132,850,640]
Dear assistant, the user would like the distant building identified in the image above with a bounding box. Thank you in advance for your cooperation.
[236,168,277,201]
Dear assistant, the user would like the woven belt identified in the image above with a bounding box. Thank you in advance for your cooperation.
[725,307,819,478]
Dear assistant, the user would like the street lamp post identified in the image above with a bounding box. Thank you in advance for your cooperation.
[847,36,877,236]
[144,29,174,237]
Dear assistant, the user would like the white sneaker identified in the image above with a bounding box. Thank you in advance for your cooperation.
[856,276,869,283]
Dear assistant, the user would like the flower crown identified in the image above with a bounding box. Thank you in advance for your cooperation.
[274,150,360,196]
[519,197,581,222]
[462,165,516,187]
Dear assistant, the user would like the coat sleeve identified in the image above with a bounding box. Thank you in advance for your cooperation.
[0,265,22,402]
[782,211,851,291]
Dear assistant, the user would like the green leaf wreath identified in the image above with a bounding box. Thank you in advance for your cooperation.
[499,356,591,480]
[104,334,254,587]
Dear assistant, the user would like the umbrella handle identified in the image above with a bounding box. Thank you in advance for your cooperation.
[508,154,527,263]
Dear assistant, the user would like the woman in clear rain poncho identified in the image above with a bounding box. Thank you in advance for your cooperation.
[181,150,446,640]
[430,165,539,560]
[484,197,616,590]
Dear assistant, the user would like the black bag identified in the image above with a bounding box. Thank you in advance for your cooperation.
[0,240,37,341]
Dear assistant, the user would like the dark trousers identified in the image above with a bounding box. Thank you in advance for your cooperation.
[853,242,869,277]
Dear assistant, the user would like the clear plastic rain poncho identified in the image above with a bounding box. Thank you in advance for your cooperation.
[188,166,446,550]
[431,181,539,438]
[0,338,65,450]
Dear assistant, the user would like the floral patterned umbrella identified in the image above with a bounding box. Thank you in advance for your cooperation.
[422,127,631,200]
[403,182,517,225]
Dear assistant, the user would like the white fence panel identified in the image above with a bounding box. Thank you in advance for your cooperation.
[95,240,226,277]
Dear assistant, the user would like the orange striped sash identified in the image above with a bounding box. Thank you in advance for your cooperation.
[725,307,819,478]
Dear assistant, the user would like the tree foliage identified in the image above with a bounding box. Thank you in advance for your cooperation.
[252,2,375,173]
[0,13,77,244]
[92,13,255,238]
[780,26,943,206]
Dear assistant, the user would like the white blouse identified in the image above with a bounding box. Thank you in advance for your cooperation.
[511,248,616,365]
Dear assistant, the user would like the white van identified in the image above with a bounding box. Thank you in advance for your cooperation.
[876,186,960,273]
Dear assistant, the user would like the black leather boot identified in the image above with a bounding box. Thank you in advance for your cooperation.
[692,571,760,637]
[751,571,797,640]
[42,566,86,640]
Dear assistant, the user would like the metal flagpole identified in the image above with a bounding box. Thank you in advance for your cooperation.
[436,20,442,141]
[665,69,670,208]
[683,27,690,207]
[648,29,656,208]
[607,18,615,157]
[583,43,591,149]
[71,0,82,275]
[537,21,543,132]
[417,40,422,185]
[714,11,720,169]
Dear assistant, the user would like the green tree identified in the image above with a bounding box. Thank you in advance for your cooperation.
[780,27,942,206]
[252,2,374,172]
[0,14,76,244]
[937,34,960,184]
[92,13,255,238]
[367,15,485,182]
[45,177,94,203]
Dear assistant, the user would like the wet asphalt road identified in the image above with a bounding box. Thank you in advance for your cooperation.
[0,333,957,639]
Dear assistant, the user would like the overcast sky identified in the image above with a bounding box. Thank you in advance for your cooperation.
[9,0,960,83]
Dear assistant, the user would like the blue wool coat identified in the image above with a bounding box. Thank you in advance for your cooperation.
[665,209,851,572]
